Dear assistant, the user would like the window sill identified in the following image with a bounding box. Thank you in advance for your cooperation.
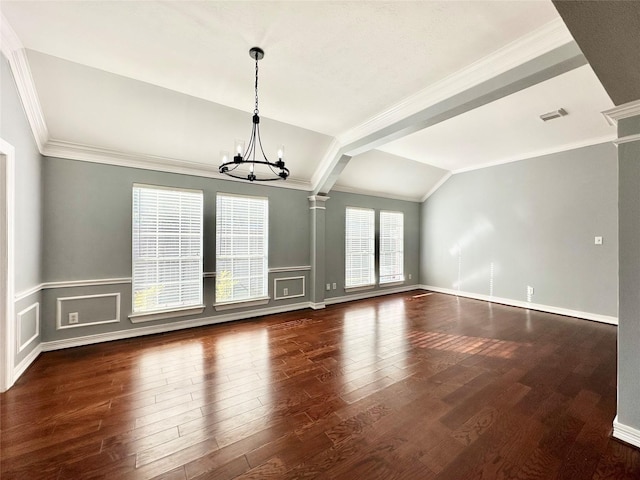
[214,296,270,311]
[379,280,405,287]
[129,304,206,323]
[345,284,375,293]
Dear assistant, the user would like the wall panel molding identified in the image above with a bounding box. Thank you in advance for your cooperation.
[16,302,39,352]
[56,293,121,330]
[274,276,306,300]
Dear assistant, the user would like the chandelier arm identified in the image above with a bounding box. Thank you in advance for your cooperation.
[245,122,258,160]
[255,124,271,163]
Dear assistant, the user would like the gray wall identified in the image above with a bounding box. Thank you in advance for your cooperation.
[324,191,421,299]
[1,54,43,364]
[1,55,43,293]
[421,143,618,317]
[41,156,312,341]
[618,116,640,430]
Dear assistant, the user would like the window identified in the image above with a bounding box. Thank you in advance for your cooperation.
[216,193,268,303]
[380,211,404,284]
[345,207,375,288]
[132,184,203,314]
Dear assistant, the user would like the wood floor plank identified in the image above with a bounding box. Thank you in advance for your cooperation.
[1,291,638,479]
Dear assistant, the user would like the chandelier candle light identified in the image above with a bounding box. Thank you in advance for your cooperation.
[219,47,290,182]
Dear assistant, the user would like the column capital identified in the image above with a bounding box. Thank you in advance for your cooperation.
[308,195,330,210]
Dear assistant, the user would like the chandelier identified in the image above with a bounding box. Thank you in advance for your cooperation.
[219,47,290,182]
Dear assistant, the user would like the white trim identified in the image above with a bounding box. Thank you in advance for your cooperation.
[308,195,331,210]
[602,99,640,125]
[129,304,205,323]
[42,139,312,191]
[614,133,640,146]
[310,139,342,192]
[132,182,203,195]
[451,135,616,174]
[310,302,326,310]
[214,296,270,311]
[0,138,16,392]
[14,283,42,302]
[45,277,131,289]
[338,18,573,146]
[274,276,306,300]
[13,342,42,384]
[326,284,417,306]
[421,285,618,325]
[0,14,49,151]
[42,301,313,352]
[268,265,311,273]
[16,302,39,353]
[613,416,640,449]
[15,277,132,301]
[421,172,453,202]
[56,293,121,330]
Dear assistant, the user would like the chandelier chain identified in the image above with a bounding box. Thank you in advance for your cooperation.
[254,56,259,115]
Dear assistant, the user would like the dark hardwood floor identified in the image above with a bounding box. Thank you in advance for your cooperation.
[1,291,638,479]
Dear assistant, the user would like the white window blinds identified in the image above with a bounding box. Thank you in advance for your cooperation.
[216,194,268,303]
[345,207,375,288]
[380,211,404,284]
[132,185,203,313]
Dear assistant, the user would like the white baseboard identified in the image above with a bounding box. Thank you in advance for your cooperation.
[613,416,640,449]
[13,343,43,385]
[325,284,419,306]
[420,285,618,325]
[42,301,313,351]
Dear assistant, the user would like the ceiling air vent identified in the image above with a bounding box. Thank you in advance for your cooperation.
[540,108,568,122]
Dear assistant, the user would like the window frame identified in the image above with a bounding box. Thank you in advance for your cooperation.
[214,192,270,309]
[129,183,204,322]
[379,210,405,285]
[345,206,376,290]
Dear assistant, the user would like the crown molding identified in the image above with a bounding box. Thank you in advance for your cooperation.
[42,139,312,191]
[451,135,616,175]
[602,99,640,126]
[614,133,640,146]
[421,172,453,203]
[1,14,49,151]
[337,18,574,146]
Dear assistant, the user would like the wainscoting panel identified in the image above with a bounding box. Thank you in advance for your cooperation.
[56,292,121,330]
[16,302,39,353]
[273,276,306,300]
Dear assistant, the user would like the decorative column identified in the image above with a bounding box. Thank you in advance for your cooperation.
[605,100,640,448]
[308,195,330,309]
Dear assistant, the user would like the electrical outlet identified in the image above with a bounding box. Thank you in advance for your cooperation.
[595,236,603,245]
[283,287,289,296]
[527,286,534,296]
[332,283,337,290]
[326,283,331,291]
[68,312,79,324]
[409,274,412,280]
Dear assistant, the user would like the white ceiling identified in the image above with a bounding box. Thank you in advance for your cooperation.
[0,1,616,201]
